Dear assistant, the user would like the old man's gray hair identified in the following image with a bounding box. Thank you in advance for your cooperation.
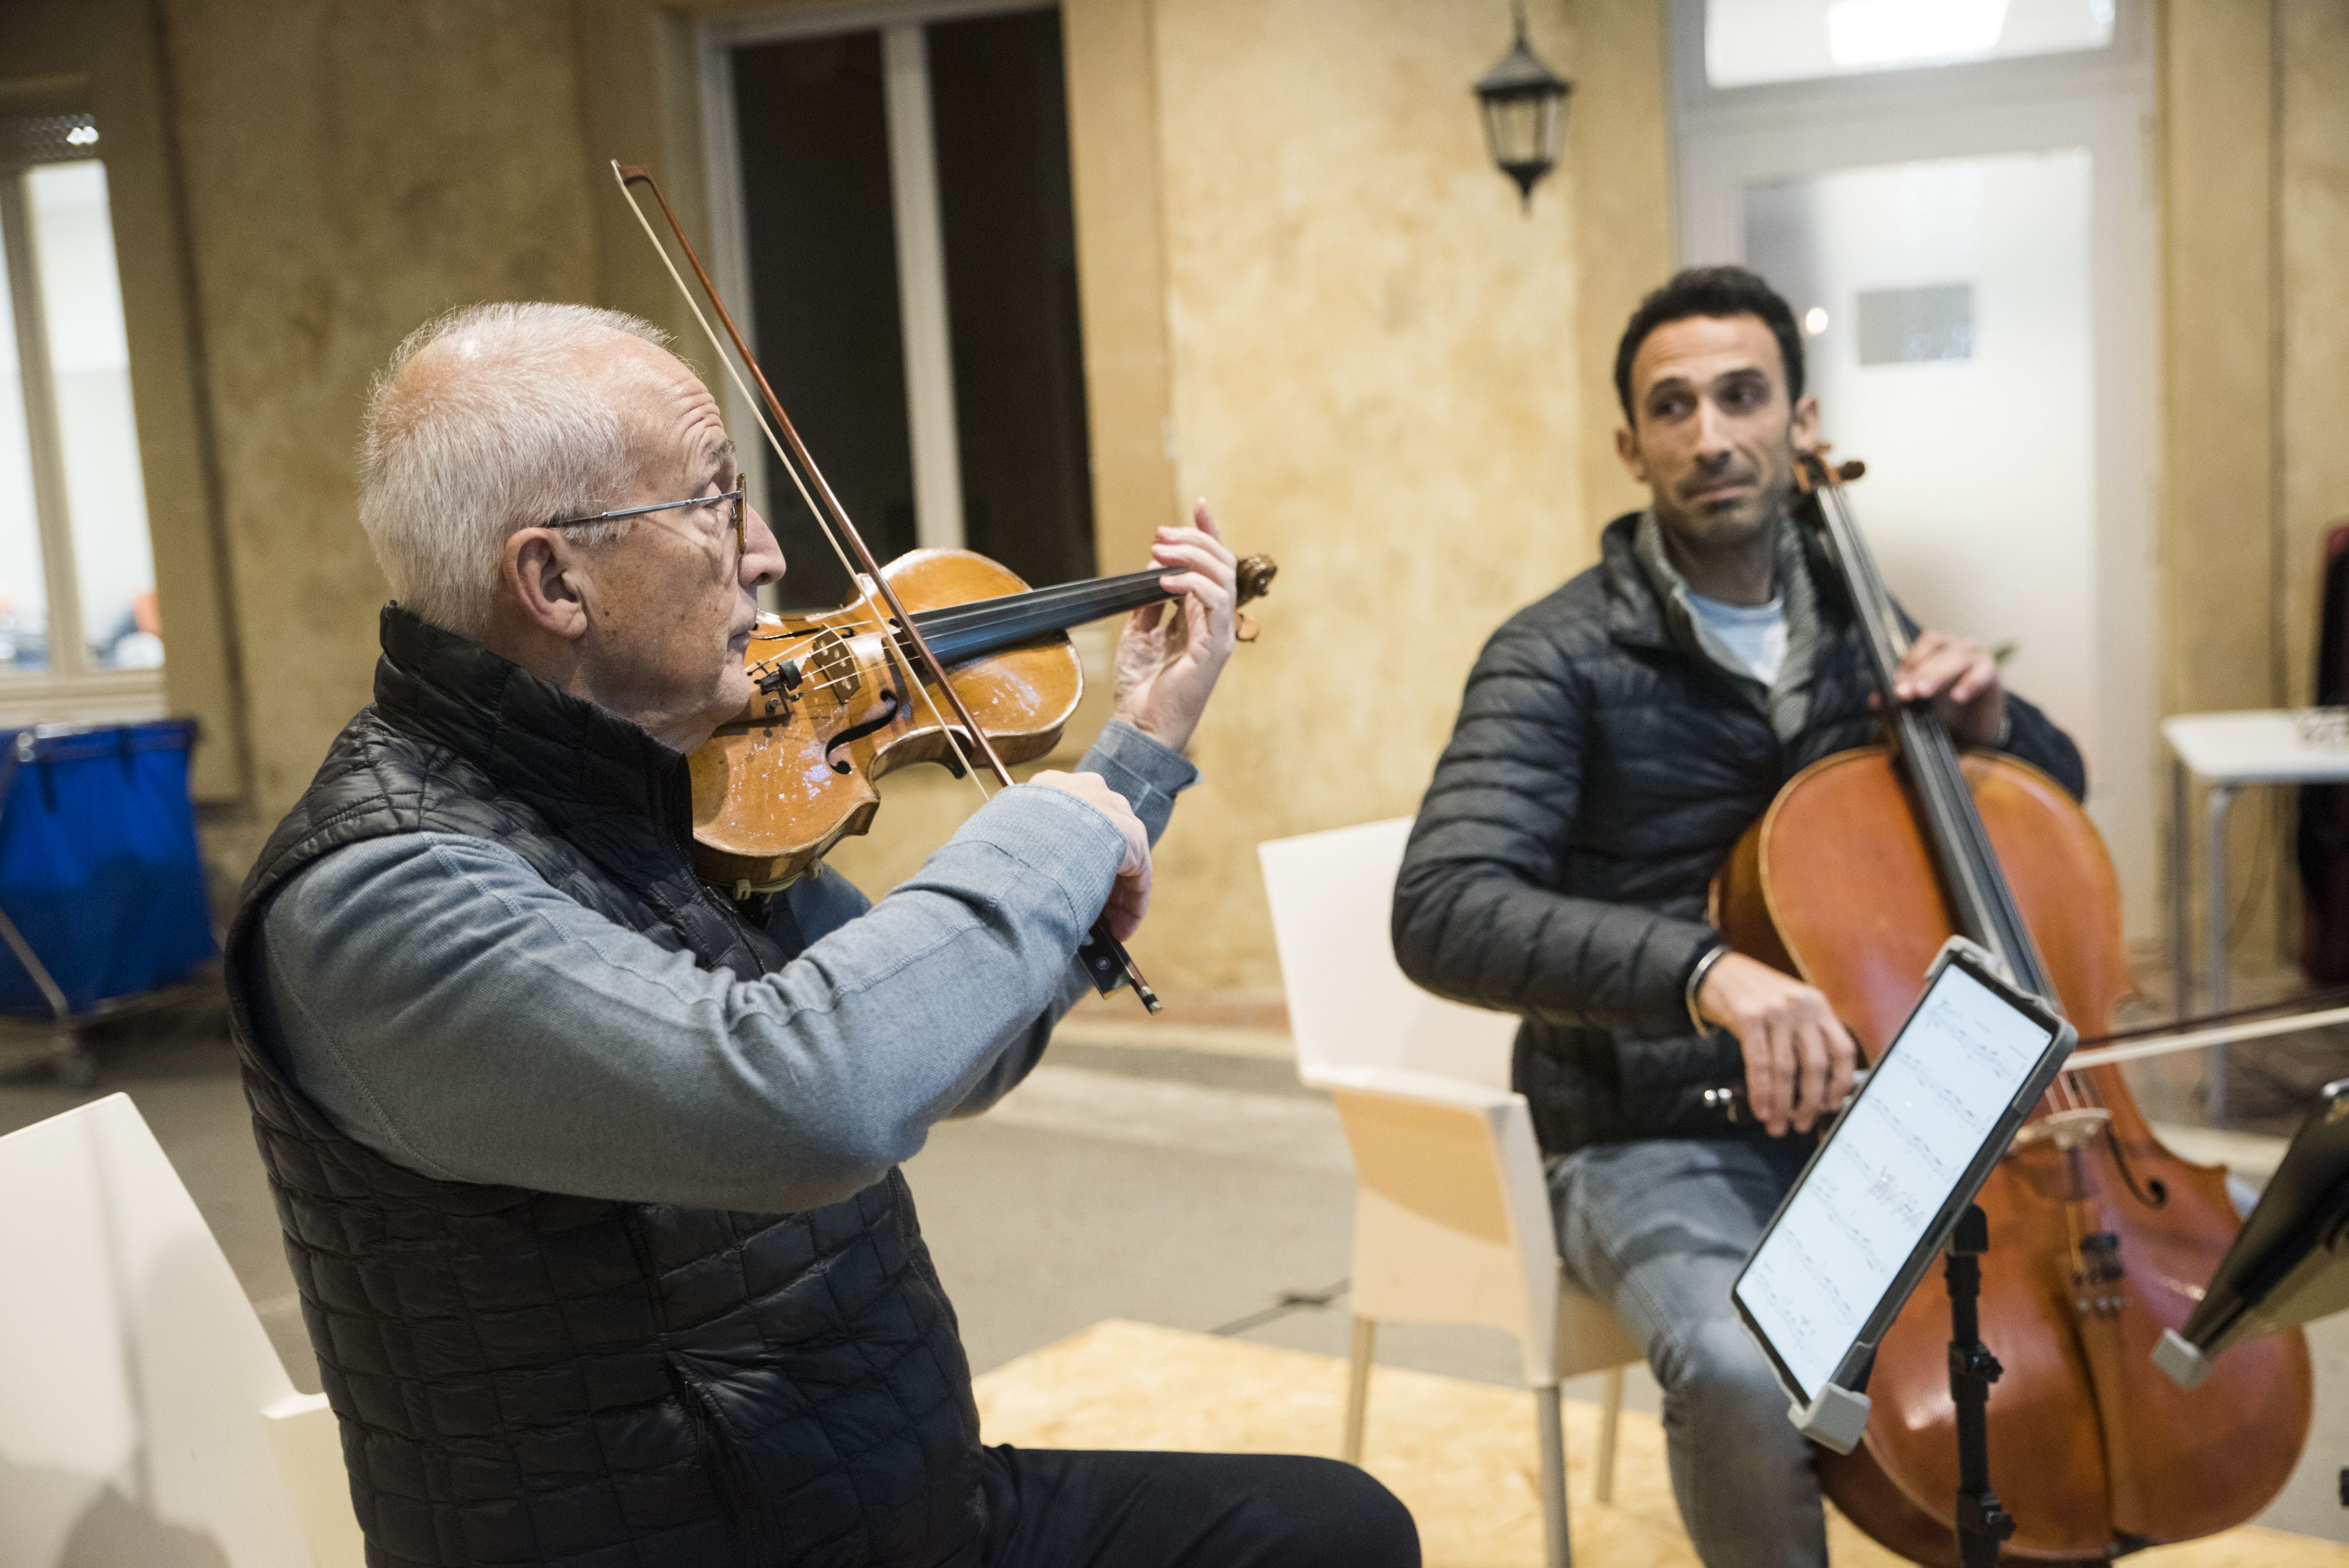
[357,302,674,637]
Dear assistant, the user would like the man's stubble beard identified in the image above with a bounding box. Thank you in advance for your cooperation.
[1652,486,1786,562]
[1652,438,1798,562]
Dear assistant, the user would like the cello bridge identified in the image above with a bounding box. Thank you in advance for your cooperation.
[2073,1229,2126,1316]
[2008,1107,2111,1155]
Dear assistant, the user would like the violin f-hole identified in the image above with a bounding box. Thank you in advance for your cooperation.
[825,691,902,773]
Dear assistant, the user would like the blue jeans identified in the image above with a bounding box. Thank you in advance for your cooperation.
[1549,1138,1825,1568]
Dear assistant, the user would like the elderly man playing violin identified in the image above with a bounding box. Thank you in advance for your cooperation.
[223,302,1417,1568]
[1393,267,2085,1568]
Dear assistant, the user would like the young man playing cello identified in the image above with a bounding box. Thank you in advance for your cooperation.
[1392,266,2084,1568]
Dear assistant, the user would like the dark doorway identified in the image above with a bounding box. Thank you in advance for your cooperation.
[725,6,1096,609]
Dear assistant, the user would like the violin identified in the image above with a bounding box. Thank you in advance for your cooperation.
[691,546,1277,893]
[608,160,1237,1011]
[1710,453,2310,1562]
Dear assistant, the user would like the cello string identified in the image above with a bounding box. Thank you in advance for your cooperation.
[1931,731,2098,1110]
[1921,730,2082,1113]
[1946,743,2099,1110]
[1819,466,2097,1115]
[1837,493,2086,1110]
[1850,503,2088,1108]
[615,169,994,810]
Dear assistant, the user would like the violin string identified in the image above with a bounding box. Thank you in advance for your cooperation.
[617,171,993,809]
[851,593,997,794]
[751,625,981,706]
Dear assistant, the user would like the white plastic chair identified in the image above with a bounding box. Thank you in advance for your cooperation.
[0,1093,363,1568]
[1260,819,1644,1568]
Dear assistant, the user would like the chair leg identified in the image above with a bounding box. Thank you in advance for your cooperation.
[1341,1317,1376,1466]
[1594,1364,1624,1504]
[1534,1383,1571,1568]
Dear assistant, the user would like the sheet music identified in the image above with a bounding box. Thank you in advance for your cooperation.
[1734,965,2054,1401]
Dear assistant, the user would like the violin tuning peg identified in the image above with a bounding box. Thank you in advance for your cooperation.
[1233,613,1260,644]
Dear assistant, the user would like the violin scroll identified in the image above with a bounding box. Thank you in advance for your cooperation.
[1236,554,1278,604]
[1232,554,1277,643]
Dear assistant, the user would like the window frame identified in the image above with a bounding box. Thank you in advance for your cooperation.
[0,131,165,713]
[1671,0,2151,115]
[697,0,1057,571]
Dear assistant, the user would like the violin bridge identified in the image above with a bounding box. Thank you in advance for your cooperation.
[801,629,862,701]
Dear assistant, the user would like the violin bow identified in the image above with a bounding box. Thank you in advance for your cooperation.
[612,160,1162,1011]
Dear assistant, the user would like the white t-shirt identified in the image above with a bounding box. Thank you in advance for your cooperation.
[1685,589,1788,687]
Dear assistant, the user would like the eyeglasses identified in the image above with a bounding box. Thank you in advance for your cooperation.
[548,489,747,556]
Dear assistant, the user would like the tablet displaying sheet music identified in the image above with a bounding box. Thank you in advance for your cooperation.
[1732,945,2074,1410]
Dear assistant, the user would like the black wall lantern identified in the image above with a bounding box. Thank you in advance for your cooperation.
[1475,1,1573,210]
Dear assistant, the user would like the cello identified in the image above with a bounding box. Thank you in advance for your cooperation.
[1711,453,2312,1562]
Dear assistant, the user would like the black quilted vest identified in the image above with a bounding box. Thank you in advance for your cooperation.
[223,607,985,1568]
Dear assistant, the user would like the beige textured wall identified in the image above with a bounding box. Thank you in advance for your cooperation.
[575,0,717,354]
[2158,0,2279,959]
[158,0,602,831]
[2158,0,2349,969]
[1567,0,1673,546]
[1142,0,1589,994]
[0,0,251,800]
[2159,0,2275,723]
[2279,0,2349,703]
[1061,0,1182,581]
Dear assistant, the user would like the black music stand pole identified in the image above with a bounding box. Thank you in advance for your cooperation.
[1947,1203,2016,1568]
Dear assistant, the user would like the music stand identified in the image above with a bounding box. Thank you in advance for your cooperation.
[2155,1075,2349,1391]
[1733,938,2076,1568]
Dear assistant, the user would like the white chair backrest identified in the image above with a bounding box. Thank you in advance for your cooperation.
[1260,817,1521,1090]
[0,1094,318,1568]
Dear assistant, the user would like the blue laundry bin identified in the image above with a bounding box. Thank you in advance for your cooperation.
[0,719,217,1018]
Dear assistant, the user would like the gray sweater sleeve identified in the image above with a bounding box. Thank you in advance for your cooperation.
[932,719,1200,1117]
[767,721,1200,1122]
[257,781,1129,1212]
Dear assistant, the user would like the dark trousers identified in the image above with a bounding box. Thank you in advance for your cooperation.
[977,1445,1420,1568]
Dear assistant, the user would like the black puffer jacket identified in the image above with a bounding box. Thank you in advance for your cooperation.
[1392,513,2084,1157]
[226,608,983,1568]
